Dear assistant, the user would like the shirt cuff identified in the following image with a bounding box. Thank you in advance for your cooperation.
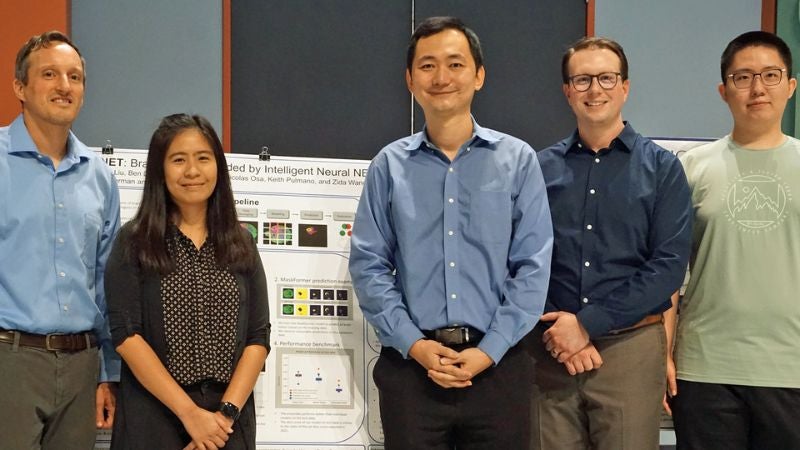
[98,344,121,382]
[477,330,511,365]
[388,322,425,359]
[576,306,614,339]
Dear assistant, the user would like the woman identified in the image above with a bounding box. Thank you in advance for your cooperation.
[105,114,270,449]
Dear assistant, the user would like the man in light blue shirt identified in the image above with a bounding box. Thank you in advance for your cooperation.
[0,31,120,448]
[349,16,552,449]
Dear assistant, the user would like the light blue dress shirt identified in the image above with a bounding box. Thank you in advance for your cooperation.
[349,121,553,363]
[0,115,121,381]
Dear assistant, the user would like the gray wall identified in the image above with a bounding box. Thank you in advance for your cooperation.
[71,0,222,149]
[68,2,766,147]
[596,0,761,139]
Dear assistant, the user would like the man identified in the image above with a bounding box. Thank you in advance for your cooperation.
[533,37,692,449]
[0,31,120,448]
[672,31,800,449]
[349,16,552,449]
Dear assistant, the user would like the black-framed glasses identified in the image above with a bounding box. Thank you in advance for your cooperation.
[727,68,787,89]
[568,72,621,92]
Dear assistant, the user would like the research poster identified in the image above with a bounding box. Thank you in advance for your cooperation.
[93,148,383,449]
[93,141,703,448]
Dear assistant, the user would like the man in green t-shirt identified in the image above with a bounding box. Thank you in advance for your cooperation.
[672,31,800,450]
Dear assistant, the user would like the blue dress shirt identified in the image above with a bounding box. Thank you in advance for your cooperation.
[537,123,692,338]
[0,115,121,381]
[349,121,553,363]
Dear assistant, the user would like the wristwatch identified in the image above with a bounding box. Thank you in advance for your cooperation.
[218,401,240,421]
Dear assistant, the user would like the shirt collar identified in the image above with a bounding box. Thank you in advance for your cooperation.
[6,114,91,163]
[562,121,637,155]
[403,116,501,152]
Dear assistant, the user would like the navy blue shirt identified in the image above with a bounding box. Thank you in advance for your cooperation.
[538,123,691,338]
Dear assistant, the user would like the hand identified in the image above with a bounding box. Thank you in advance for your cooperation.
[408,339,472,388]
[179,406,232,450]
[434,347,494,387]
[183,413,234,450]
[541,311,590,362]
[663,353,677,416]
[562,343,603,376]
[95,382,117,429]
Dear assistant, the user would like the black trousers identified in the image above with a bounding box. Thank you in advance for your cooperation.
[673,379,800,450]
[373,340,533,450]
[111,372,256,450]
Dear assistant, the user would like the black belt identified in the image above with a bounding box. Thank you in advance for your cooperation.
[422,326,484,346]
[0,329,97,352]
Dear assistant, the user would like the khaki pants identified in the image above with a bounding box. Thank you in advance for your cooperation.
[529,322,666,450]
[0,340,99,450]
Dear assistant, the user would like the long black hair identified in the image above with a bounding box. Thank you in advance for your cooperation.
[129,113,256,273]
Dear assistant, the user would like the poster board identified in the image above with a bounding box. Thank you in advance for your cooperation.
[93,148,381,449]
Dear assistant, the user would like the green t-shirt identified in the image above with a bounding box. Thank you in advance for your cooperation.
[677,135,800,388]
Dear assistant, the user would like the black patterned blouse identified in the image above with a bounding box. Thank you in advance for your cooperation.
[162,227,240,385]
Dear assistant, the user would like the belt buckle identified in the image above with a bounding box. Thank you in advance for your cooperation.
[45,333,60,351]
[437,327,464,345]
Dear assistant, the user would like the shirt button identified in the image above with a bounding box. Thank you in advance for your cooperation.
[449,167,454,172]
[584,261,591,267]
[466,147,471,152]
[586,224,593,230]
[578,143,583,148]
[448,230,454,236]
[449,262,455,267]
[63,305,69,311]
[451,294,457,299]
[582,297,589,303]
[448,198,454,204]
[57,203,64,208]
[59,271,66,277]
[589,188,596,195]
[595,158,600,163]
[57,237,65,243]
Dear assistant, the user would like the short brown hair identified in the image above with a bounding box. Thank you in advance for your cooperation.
[15,30,85,85]
[561,36,628,84]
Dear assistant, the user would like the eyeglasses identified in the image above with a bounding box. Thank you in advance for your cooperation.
[568,72,622,92]
[727,69,787,89]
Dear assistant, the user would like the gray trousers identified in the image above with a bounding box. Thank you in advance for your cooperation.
[529,322,666,450]
[0,339,99,450]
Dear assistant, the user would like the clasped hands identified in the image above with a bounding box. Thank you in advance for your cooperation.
[408,339,493,388]
[180,407,235,450]
[541,311,603,376]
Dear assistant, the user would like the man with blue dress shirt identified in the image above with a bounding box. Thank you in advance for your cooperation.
[532,37,692,450]
[349,16,552,450]
[0,31,120,448]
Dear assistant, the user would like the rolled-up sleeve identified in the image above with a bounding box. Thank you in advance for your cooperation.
[104,225,145,349]
[245,240,271,350]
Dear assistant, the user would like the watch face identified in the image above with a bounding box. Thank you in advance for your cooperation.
[219,402,240,421]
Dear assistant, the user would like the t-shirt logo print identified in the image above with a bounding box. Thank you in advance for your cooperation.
[725,173,790,232]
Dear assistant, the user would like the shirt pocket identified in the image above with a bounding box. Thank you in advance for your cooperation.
[468,190,512,245]
[82,213,102,269]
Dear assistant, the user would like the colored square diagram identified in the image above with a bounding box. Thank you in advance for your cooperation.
[264,222,292,245]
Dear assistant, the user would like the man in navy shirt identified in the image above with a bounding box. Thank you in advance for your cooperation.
[350,16,552,449]
[532,36,692,449]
